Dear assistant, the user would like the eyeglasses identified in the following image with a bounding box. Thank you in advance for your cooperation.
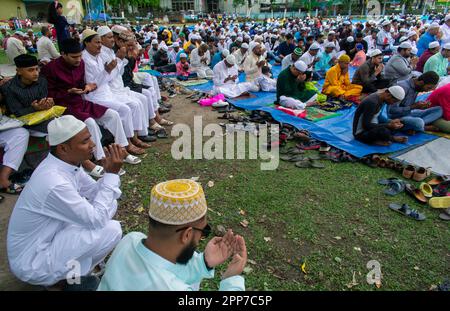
[176,223,212,240]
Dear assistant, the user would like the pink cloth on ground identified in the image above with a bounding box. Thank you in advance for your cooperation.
[198,94,225,106]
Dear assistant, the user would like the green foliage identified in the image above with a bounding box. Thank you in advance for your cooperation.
[233,0,246,9]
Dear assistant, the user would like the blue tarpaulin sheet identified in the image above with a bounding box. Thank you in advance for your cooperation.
[182,64,438,157]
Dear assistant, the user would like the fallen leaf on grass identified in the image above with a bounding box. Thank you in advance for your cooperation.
[414,266,420,271]
[229,175,234,178]
[135,206,145,214]
[240,220,249,228]
[263,237,272,242]
[301,261,307,274]
[191,176,200,181]
[334,236,342,240]
[353,247,362,252]
[247,259,257,265]
[243,266,253,274]
[207,180,214,187]
[141,153,148,159]
[239,209,246,216]
[346,271,359,289]
[334,257,342,263]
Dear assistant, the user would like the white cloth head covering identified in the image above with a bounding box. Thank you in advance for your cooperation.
[382,20,391,27]
[97,26,112,37]
[48,116,86,146]
[151,39,158,45]
[172,42,179,48]
[411,47,418,55]
[225,54,236,65]
[111,25,127,34]
[160,45,169,52]
[407,31,417,38]
[429,22,440,29]
[241,42,249,49]
[222,49,230,57]
[249,41,260,51]
[236,37,243,42]
[347,36,354,42]
[309,42,320,50]
[324,42,335,49]
[179,53,187,58]
[399,41,412,49]
[444,43,450,50]
[368,49,382,57]
[388,86,406,101]
[294,60,307,72]
[429,41,440,49]
[399,36,408,43]
[328,31,336,35]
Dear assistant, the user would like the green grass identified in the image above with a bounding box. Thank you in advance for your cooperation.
[0,50,8,65]
[117,136,449,291]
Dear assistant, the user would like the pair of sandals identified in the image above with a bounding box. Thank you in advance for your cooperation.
[402,165,431,182]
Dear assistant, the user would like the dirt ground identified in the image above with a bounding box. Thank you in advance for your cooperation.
[0,89,222,290]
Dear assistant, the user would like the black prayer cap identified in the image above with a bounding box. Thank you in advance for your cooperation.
[60,38,82,54]
[14,54,38,68]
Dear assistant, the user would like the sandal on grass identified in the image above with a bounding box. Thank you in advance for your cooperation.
[159,119,174,126]
[429,196,450,209]
[0,183,23,195]
[124,155,142,165]
[378,178,405,196]
[389,203,426,221]
[405,184,427,204]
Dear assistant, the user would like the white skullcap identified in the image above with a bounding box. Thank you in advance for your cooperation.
[388,86,406,101]
[347,36,354,42]
[111,25,127,34]
[176,26,181,30]
[382,20,391,27]
[222,49,230,57]
[368,49,382,57]
[429,41,440,49]
[411,47,418,55]
[225,54,236,65]
[151,39,158,45]
[399,28,407,33]
[160,45,168,51]
[399,41,412,49]
[241,42,249,49]
[219,35,225,40]
[15,31,25,36]
[172,42,179,48]
[444,43,450,50]
[294,60,307,72]
[97,26,112,37]
[236,37,243,42]
[249,41,260,51]
[179,53,187,58]
[309,42,320,50]
[429,22,440,29]
[399,36,408,43]
[324,42,335,49]
[48,115,87,146]
[407,31,417,38]
[328,31,335,35]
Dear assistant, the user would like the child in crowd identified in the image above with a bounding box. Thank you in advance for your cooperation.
[176,53,197,81]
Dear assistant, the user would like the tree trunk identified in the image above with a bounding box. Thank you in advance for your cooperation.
[382,0,386,16]
[348,2,352,17]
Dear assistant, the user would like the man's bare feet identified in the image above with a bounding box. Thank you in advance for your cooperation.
[126,144,146,155]
[373,140,392,146]
[392,136,408,144]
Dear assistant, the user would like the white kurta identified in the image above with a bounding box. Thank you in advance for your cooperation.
[281,54,294,70]
[81,50,137,138]
[190,48,213,79]
[299,51,316,71]
[243,53,265,82]
[7,154,122,286]
[100,46,150,135]
[213,60,256,98]
[232,49,248,70]
[0,127,29,171]
[36,36,60,61]
[441,24,450,45]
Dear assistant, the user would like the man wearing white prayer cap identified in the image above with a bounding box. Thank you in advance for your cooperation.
[299,41,321,72]
[276,60,317,110]
[424,42,450,77]
[98,179,247,291]
[352,48,391,93]
[213,53,259,98]
[232,42,249,71]
[384,41,418,83]
[7,115,125,288]
[353,86,408,146]
[416,41,440,73]
[417,22,441,56]
[243,41,266,81]
[377,20,394,53]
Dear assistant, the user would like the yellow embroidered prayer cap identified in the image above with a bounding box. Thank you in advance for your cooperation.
[148,179,207,225]
[338,54,351,63]
[81,29,98,42]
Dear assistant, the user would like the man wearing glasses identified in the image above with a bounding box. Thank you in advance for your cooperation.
[98,179,247,291]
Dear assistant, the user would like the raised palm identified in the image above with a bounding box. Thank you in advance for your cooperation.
[204,229,235,268]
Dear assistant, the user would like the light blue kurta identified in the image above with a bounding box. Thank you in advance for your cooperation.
[97,232,245,291]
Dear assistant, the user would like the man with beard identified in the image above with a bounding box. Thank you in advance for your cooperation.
[97,179,247,291]
[243,42,266,82]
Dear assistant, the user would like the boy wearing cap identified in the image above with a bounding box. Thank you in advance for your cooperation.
[176,53,196,81]
[7,116,125,287]
[98,179,247,291]
[353,86,409,146]
[417,22,441,57]
[416,41,440,73]
[322,54,363,100]
[423,43,450,77]
[353,49,390,93]
[281,47,302,70]
[384,42,419,83]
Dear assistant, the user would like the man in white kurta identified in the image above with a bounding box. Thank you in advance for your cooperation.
[97,179,247,291]
[190,44,213,79]
[243,42,266,82]
[232,43,248,71]
[213,55,257,98]
[441,14,450,45]
[5,32,27,63]
[97,26,152,140]
[36,26,60,62]
[7,116,123,286]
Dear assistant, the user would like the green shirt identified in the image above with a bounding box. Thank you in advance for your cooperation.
[275,67,316,104]
[423,52,449,77]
